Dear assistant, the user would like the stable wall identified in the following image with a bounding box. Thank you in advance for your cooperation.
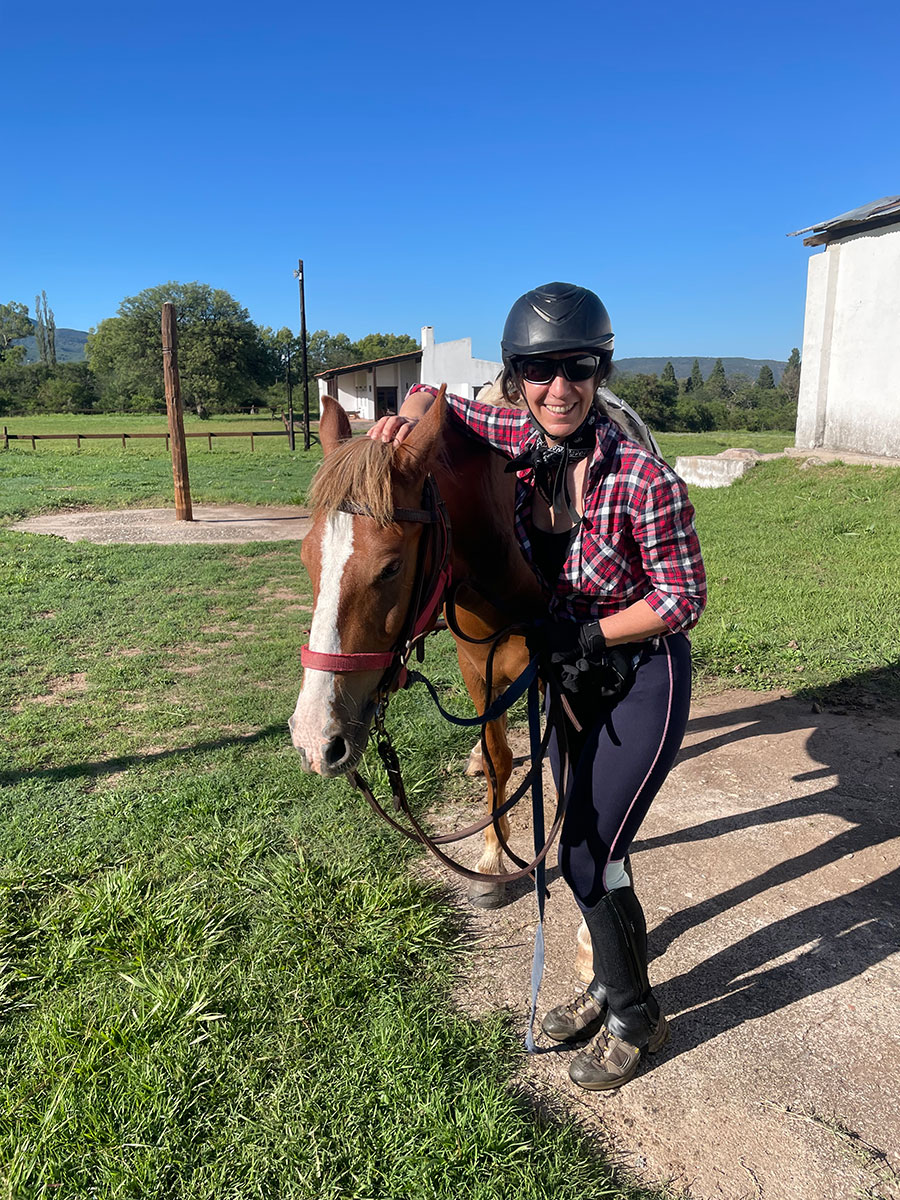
[796,223,900,457]
[420,334,501,400]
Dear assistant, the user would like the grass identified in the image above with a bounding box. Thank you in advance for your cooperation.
[0,460,664,1196]
[688,457,900,699]
[1,421,898,1196]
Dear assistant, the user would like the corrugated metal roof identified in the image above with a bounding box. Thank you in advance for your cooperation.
[788,195,900,245]
[314,349,422,379]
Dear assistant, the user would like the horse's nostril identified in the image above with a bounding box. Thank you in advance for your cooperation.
[322,735,348,770]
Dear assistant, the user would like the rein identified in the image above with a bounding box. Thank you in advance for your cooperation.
[299,461,570,1052]
[299,470,566,888]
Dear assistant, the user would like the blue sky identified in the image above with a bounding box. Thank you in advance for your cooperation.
[2,0,898,362]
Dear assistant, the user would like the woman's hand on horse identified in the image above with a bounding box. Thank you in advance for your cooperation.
[368,415,419,445]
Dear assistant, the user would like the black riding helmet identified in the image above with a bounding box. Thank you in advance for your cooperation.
[501,282,614,363]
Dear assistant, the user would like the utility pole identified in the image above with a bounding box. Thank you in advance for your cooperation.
[294,259,311,450]
[285,342,295,452]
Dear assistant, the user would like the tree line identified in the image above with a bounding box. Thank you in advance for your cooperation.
[613,352,801,432]
[0,283,418,418]
[2,282,801,432]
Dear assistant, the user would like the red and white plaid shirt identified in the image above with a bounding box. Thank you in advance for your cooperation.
[411,385,706,633]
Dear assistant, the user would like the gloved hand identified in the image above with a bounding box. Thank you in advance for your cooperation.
[533,621,640,699]
[542,620,608,695]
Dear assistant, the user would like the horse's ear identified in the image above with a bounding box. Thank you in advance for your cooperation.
[319,396,353,457]
[403,383,447,466]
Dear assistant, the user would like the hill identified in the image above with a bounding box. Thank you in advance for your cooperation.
[8,333,787,383]
[614,356,786,383]
[13,327,89,364]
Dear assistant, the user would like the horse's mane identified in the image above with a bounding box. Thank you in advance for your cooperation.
[308,436,412,527]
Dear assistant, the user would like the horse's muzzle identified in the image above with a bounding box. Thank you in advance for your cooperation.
[288,711,369,777]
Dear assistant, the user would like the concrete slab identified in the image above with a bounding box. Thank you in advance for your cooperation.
[6,504,313,545]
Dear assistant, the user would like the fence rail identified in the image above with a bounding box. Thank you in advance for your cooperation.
[2,427,295,452]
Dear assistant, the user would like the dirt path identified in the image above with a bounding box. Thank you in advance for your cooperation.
[422,689,900,1200]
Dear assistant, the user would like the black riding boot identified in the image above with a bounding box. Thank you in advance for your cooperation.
[568,886,668,1090]
[541,859,633,1043]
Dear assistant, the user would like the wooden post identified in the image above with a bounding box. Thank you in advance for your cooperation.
[161,302,193,521]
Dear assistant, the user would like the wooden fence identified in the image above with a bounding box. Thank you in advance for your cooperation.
[2,427,293,452]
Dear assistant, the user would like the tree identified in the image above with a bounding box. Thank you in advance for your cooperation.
[756,364,775,389]
[613,373,678,431]
[781,347,801,403]
[0,301,31,364]
[306,330,358,376]
[690,358,704,392]
[353,332,419,361]
[34,291,57,365]
[659,361,679,407]
[706,358,729,399]
[87,282,276,413]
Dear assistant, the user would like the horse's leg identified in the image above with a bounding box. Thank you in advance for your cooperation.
[456,650,513,908]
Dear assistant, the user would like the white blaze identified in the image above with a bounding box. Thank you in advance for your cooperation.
[290,511,354,767]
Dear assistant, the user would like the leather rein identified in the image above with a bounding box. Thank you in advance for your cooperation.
[299,471,566,886]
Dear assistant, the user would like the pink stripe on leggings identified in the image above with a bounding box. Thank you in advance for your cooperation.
[601,638,674,891]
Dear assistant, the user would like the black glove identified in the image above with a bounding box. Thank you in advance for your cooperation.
[542,620,608,695]
[537,621,640,699]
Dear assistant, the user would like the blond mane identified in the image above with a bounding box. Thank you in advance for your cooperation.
[308,436,402,527]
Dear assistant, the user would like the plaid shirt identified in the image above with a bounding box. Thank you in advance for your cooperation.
[411,385,706,632]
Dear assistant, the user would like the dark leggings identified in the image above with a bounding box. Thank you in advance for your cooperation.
[548,633,692,910]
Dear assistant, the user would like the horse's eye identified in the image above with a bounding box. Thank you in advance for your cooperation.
[378,559,402,581]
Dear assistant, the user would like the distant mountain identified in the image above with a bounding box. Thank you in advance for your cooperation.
[614,356,787,383]
[14,327,89,363]
[8,333,786,383]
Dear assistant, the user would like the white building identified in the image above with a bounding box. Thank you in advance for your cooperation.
[791,196,900,458]
[315,326,501,422]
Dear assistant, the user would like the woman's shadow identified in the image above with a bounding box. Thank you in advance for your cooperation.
[633,662,900,1055]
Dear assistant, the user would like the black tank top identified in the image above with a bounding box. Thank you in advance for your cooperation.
[530,524,577,585]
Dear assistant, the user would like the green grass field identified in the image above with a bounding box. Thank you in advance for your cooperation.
[1,421,898,1196]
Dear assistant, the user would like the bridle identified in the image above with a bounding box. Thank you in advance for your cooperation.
[299,473,452,696]
[298,456,570,1049]
[299,465,568,890]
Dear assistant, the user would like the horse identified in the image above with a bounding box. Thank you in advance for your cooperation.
[289,389,546,906]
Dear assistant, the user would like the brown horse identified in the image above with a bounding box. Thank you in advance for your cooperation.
[289,390,545,904]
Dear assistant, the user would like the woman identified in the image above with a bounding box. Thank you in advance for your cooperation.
[369,282,706,1090]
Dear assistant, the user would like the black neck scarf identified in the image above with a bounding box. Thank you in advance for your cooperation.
[505,405,598,523]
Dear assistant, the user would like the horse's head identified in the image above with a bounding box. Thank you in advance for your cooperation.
[289,393,446,776]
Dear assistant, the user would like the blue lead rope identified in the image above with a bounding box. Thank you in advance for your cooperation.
[525,672,547,1053]
[405,658,538,728]
[407,651,550,1053]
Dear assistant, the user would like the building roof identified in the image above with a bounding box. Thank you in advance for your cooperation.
[788,195,900,246]
[315,349,422,379]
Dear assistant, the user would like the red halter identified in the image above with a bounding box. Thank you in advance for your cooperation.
[300,479,451,688]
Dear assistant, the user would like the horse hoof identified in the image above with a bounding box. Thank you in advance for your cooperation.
[464,745,483,777]
[468,879,506,909]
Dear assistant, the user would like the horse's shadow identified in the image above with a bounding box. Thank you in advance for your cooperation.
[634,663,900,1055]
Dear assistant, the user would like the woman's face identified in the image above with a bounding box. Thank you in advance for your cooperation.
[519,351,598,443]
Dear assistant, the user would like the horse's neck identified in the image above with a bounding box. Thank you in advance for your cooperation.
[434,431,543,622]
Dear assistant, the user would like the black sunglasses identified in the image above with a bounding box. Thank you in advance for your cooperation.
[517,354,601,385]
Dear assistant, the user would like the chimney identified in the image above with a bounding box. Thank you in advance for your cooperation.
[421,325,434,348]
